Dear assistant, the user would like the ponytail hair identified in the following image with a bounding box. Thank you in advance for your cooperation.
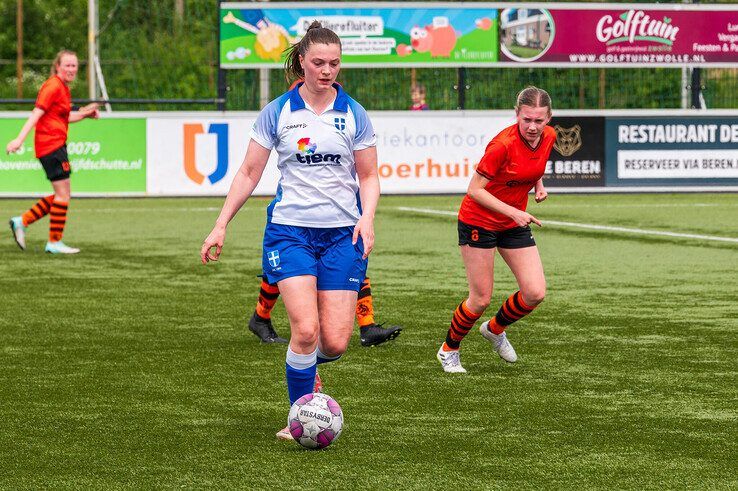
[284,21,341,83]
[50,49,77,76]
[515,86,552,115]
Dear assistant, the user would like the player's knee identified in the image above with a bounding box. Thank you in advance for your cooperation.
[290,322,319,348]
[523,287,546,306]
[468,293,491,313]
[320,338,349,358]
[53,191,70,202]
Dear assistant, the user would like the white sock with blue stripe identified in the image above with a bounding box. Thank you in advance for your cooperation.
[316,345,342,365]
[286,347,317,405]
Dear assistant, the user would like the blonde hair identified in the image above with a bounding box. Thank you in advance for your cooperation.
[515,86,552,114]
[50,49,77,76]
[284,21,341,83]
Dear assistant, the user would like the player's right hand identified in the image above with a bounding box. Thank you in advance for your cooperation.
[201,226,226,264]
[80,103,100,119]
[510,209,542,228]
[6,138,22,154]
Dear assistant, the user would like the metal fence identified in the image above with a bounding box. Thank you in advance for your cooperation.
[2,0,738,111]
[4,59,738,112]
[225,66,737,111]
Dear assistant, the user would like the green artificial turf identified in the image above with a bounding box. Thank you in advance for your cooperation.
[1,194,736,489]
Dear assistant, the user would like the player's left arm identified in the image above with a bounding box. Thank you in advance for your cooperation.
[534,178,548,203]
[353,146,379,259]
[69,103,100,123]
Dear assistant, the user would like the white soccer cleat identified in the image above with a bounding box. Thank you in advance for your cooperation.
[436,345,467,373]
[9,216,26,250]
[276,425,293,441]
[480,321,518,363]
[45,241,80,254]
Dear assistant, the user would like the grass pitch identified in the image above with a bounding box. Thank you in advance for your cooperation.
[1,193,736,489]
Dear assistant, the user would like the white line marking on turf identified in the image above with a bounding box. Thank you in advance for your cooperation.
[542,203,727,209]
[67,207,225,212]
[397,207,738,244]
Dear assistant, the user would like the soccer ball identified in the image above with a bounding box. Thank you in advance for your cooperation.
[288,392,343,449]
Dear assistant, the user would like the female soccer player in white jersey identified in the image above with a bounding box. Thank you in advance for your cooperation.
[200,22,380,440]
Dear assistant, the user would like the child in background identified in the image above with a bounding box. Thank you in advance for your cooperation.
[410,84,429,111]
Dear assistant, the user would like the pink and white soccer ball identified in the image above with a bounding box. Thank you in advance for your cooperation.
[288,392,343,449]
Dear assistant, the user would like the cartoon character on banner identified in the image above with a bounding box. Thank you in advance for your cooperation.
[223,10,293,61]
[410,17,457,58]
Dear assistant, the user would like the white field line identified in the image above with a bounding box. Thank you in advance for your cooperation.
[396,206,738,244]
[542,203,728,208]
[53,207,224,213]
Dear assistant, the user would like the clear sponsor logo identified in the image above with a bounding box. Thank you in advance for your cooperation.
[183,123,229,185]
[596,10,679,46]
[554,125,582,157]
[295,137,342,165]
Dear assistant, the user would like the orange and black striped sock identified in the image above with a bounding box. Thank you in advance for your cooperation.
[21,195,54,227]
[444,300,483,350]
[255,279,280,319]
[48,199,68,242]
[356,277,375,328]
[489,291,536,334]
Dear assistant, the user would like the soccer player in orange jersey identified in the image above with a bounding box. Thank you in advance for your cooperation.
[6,50,99,254]
[437,86,554,373]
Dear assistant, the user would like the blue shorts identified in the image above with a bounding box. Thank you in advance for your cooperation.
[262,223,368,291]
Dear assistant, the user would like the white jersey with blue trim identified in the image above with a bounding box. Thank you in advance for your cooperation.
[250,83,376,228]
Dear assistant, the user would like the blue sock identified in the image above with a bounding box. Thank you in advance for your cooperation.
[286,347,317,405]
[316,345,342,365]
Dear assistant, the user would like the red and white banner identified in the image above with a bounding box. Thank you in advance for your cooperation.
[498,6,738,66]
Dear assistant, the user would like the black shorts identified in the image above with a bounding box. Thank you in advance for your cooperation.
[458,220,536,249]
[39,145,71,182]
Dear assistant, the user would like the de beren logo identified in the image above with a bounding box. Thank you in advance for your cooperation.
[183,123,229,185]
[554,125,582,157]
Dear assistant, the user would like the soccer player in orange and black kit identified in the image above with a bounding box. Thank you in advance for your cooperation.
[6,50,98,254]
[248,276,402,347]
[437,86,554,373]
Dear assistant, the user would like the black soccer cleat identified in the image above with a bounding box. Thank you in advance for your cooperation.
[360,323,402,347]
[248,312,288,344]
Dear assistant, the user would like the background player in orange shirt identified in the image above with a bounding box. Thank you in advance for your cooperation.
[6,49,99,254]
[437,86,554,373]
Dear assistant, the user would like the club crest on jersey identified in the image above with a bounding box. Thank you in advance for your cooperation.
[334,117,346,131]
[267,250,280,268]
[295,137,341,165]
